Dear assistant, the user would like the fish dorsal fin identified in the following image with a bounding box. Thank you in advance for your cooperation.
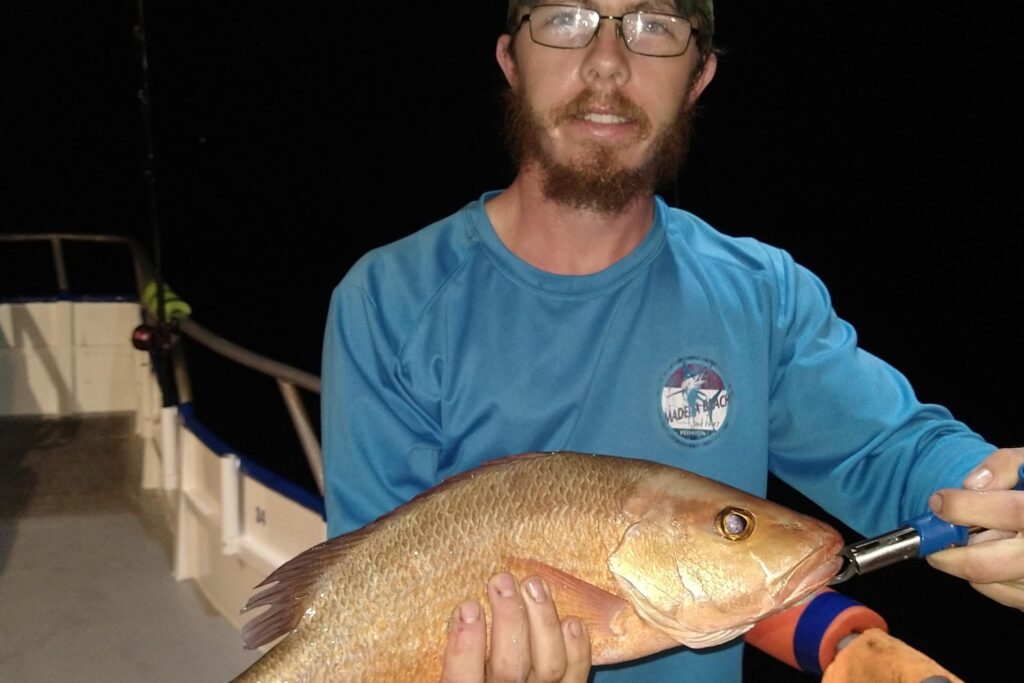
[505,557,678,663]
[239,532,366,649]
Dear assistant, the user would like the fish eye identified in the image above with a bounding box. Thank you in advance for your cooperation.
[715,506,755,541]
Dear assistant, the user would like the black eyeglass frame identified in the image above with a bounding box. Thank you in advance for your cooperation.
[515,4,700,58]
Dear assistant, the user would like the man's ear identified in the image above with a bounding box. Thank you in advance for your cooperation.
[496,34,519,90]
[687,52,717,104]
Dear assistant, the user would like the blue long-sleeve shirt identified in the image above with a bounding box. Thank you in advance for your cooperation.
[321,192,993,682]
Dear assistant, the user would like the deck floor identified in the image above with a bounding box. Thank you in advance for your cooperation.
[0,414,261,682]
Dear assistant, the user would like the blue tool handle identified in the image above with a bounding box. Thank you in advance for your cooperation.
[907,513,969,556]
[910,462,1024,557]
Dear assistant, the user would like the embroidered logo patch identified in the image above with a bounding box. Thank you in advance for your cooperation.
[661,358,730,442]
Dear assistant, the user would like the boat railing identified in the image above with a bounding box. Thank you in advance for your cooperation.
[0,232,324,495]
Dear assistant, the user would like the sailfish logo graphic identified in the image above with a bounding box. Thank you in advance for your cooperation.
[661,360,729,443]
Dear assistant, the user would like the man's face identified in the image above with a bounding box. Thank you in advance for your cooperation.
[497,1,715,213]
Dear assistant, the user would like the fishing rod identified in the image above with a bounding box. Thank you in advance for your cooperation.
[135,0,163,326]
[131,0,181,407]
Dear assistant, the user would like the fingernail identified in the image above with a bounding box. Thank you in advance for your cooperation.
[928,493,943,514]
[524,577,547,603]
[492,573,516,598]
[566,618,582,638]
[460,601,480,624]
[964,466,993,490]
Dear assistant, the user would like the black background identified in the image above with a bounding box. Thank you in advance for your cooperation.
[3,2,1021,680]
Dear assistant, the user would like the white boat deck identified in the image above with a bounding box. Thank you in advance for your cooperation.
[0,413,261,682]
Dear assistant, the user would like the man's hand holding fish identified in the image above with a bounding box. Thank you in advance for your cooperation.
[440,573,591,683]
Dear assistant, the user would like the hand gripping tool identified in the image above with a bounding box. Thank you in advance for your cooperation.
[829,463,1024,585]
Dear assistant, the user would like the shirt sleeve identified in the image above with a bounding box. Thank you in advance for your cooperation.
[765,249,995,536]
[321,280,443,538]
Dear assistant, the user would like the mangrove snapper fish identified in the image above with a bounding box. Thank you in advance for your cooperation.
[230,452,844,681]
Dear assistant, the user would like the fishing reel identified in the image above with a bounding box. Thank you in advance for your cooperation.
[131,322,175,354]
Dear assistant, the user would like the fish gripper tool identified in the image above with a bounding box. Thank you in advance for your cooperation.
[829,462,1024,585]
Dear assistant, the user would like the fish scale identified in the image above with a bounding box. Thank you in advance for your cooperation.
[230,452,842,682]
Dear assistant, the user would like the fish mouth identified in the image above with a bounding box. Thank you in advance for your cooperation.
[778,549,844,608]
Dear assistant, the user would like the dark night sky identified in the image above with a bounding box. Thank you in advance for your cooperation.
[3,3,1022,679]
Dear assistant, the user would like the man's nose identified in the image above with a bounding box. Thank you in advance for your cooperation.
[580,18,630,87]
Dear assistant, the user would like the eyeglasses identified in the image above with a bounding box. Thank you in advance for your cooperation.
[516,4,698,58]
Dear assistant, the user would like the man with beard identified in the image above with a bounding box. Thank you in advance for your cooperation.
[320,2,1024,682]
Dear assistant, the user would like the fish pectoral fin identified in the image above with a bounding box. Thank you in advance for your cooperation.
[505,558,633,637]
[505,557,682,663]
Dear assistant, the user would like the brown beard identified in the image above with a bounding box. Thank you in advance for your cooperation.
[502,86,695,215]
